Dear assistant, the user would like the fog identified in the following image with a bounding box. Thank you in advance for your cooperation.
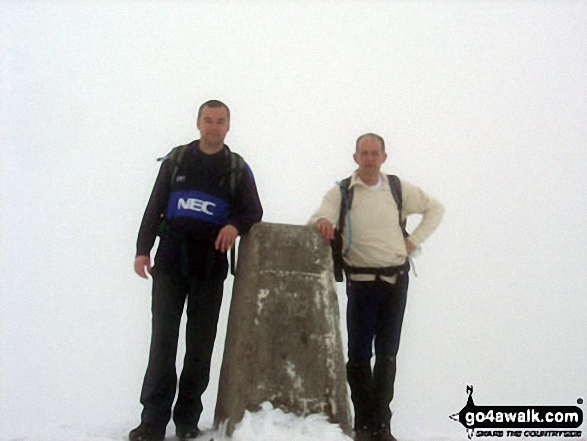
[1,1,586,440]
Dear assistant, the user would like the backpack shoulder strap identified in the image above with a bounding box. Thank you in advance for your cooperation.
[337,176,353,233]
[387,174,408,237]
[330,176,352,282]
[227,151,246,277]
[157,144,189,163]
[158,146,245,195]
[157,144,189,187]
[228,151,245,200]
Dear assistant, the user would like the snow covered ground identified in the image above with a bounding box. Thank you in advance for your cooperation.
[0,401,474,441]
[4,403,354,441]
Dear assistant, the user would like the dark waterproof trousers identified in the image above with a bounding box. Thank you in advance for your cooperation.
[345,273,409,431]
[139,270,225,429]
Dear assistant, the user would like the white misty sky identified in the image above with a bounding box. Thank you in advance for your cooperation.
[1,1,586,440]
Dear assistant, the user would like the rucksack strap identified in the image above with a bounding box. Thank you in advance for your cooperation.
[337,177,353,257]
[157,144,189,188]
[331,174,407,282]
[226,152,244,277]
[230,246,237,276]
[387,175,408,238]
[331,177,352,282]
[344,260,410,280]
[228,152,245,200]
[159,145,244,201]
[331,232,345,282]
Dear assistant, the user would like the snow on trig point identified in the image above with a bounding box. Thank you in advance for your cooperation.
[214,222,352,436]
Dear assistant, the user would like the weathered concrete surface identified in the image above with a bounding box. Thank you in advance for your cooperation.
[214,222,351,436]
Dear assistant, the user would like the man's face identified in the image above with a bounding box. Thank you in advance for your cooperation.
[353,136,387,174]
[197,106,230,147]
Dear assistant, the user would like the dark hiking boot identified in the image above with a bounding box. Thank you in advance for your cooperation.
[128,423,166,441]
[353,429,373,441]
[176,425,200,440]
[372,355,397,431]
[347,360,375,430]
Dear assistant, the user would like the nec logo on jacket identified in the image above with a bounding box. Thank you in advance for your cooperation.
[166,190,228,225]
[177,198,215,215]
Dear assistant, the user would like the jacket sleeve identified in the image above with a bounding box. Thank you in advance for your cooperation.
[307,185,342,227]
[401,180,444,247]
[136,160,172,256]
[227,162,263,235]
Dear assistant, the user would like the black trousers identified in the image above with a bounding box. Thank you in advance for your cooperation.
[346,273,409,431]
[139,270,225,429]
[346,273,409,361]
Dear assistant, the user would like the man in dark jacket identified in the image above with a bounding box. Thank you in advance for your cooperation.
[130,100,263,441]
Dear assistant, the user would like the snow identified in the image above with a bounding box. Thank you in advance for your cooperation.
[227,402,351,441]
[2,403,353,441]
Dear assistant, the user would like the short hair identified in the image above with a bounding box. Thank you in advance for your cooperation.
[356,133,385,153]
[197,100,230,122]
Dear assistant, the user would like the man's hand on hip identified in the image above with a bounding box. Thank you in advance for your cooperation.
[134,255,152,279]
[404,238,417,255]
[215,224,239,253]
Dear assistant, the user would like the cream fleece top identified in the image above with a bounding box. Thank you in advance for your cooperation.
[309,171,444,282]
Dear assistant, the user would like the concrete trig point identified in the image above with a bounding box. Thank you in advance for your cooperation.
[214,222,352,436]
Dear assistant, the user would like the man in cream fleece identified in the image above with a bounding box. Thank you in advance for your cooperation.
[309,133,444,441]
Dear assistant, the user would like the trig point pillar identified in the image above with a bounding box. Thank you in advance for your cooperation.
[214,222,352,436]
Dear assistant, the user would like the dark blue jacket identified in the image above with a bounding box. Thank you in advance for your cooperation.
[136,140,263,277]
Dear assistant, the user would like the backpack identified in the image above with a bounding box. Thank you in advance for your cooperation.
[158,144,245,199]
[331,174,409,282]
[157,144,246,275]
